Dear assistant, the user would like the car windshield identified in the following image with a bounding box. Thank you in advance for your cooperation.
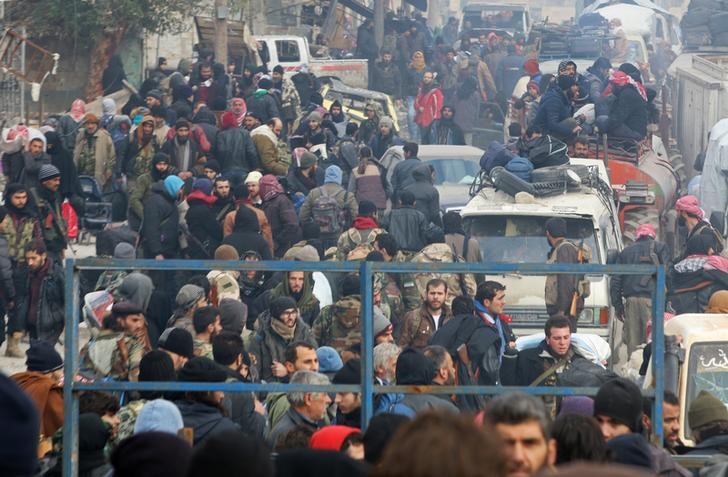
[464,9,525,31]
[422,157,480,185]
[463,215,598,263]
[686,342,728,422]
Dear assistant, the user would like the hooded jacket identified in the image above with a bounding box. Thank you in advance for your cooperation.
[221,206,272,260]
[141,182,180,257]
[259,176,301,257]
[531,87,574,140]
[214,120,260,173]
[264,271,321,326]
[251,124,288,176]
[404,164,442,227]
[381,206,428,252]
[175,399,240,446]
[15,257,65,342]
[185,190,222,258]
[45,131,83,199]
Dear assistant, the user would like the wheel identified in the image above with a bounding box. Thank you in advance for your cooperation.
[621,207,660,245]
[493,167,537,196]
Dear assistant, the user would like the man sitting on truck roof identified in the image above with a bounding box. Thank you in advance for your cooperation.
[530,75,581,143]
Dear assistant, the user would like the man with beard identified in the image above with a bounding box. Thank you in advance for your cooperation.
[124,115,159,181]
[192,306,222,359]
[29,165,67,263]
[243,112,261,132]
[128,152,178,232]
[161,119,200,177]
[369,116,404,160]
[328,100,348,137]
[211,177,234,224]
[398,279,452,349]
[302,111,336,151]
[486,393,556,477]
[271,64,302,133]
[15,240,65,343]
[372,50,402,99]
[414,71,444,144]
[20,137,51,189]
[2,184,42,356]
[429,105,465,145]
[355,103,380,145]
[286,150,319,197]
[259,270,320,326]
[73,113,116,191]
[641,392,684,454]
[251,118,288,176]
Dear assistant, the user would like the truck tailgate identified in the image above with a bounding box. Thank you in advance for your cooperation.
[310,60,369,89]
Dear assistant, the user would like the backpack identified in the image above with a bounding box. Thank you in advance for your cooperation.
[480,141,517,173]
[505,156,533,182]
[311,188,349,235]
[527,135,569,168]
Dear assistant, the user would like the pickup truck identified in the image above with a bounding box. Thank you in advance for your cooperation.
[256,35,369,89]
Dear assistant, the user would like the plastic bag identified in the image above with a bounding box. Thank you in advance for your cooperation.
[62,200,79,239]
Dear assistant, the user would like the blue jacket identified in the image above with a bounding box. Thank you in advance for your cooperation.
[532,87,573,140]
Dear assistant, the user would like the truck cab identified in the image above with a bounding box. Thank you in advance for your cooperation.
[644,314,728,446]
[461,2,531,39]
[460,159,622,338]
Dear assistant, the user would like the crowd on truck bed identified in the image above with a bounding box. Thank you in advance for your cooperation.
[0,9,727,477]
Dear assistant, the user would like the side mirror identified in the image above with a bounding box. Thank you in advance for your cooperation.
[607,248,619,264]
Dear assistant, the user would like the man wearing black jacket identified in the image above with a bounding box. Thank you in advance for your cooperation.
[212,331,266,437]
[610,224,670,356]
[142,175,184,260]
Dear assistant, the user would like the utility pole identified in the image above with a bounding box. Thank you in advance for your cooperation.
[374,0,384,48]
[214,0,229,64]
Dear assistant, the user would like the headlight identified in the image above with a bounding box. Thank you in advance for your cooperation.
[578,308,594,323]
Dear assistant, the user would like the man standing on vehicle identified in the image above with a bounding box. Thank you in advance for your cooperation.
[610,224,670,357]
[544,218,584,331]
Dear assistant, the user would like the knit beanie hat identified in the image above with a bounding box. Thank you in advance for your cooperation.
[134,399,184,435]
[146,89,163,101]
[245,170,263,185]
[110,432,192,477]
[204,159,221,173]
[317,346,344,376]
[220,111,238,130]
[378,116,394,129]
[396,348,436,385]
[175,284,205,311]
[26,339,63,373]
[593,378,643,432]
[214,244,239,261]
[218,298,247,335]
[152,152,170,165]
[606,433,653,470]
[270,296,297,321]
[558,396,594,417]
[688,390,728,430]
[139,350,176,382]
[158,327,194,359]
[0,373,39,476]
[177,357,228,382]
[114,242,136,259]
[163,175,185,199]
[324,165,343,185]
[300,151,318,168]
[192,177,213,195]
[307,111,323,123]
[284,244,320,262]
[309,426,360,451]
[545,217,567,238]
[333,359,361,385]
[373,307,392,337]
[358,200,377,216]
[706,290,728,313]
[38,164,61,182]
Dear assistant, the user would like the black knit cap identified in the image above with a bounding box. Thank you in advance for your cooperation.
[270,296,297,320]
[395,348,435,385]
[110,432,192,477]
[158,327,194,359]
[26,339,63,373]
[177,357,228,383]
[545,217,567,238]
[358,200,377,216]
[333,359,361,385]
[593,378,643,432]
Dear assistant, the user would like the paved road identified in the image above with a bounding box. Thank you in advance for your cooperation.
[0,241,95,376]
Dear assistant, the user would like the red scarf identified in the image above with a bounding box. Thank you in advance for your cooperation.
[352,216,379,230]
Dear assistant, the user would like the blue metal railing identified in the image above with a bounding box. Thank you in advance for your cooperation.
[62,259,667,476]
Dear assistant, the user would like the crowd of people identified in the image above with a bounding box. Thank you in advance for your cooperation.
[0,8,724,477]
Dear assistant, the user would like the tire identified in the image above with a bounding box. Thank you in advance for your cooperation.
[681,8,712,28]
[710,12,728,35]
[531,164,590,183]
[493,167,537,196]
[621,207,660,245]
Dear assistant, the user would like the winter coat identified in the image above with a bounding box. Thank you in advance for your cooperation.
[398,303,453,349]
[11,371,64,438]
[29,186,67,255]
[495,54,525,99]
[275,77,302,122]
[251,125,288,176]
[668,261,728,315]
[0,235,15,304]
[124,133,160,179]
[356,25,379,60]
[404,164,441,227]
[57,115,84,155]
[160,136,201,173]
[501,341,588,387]
[415,85,444,128]
[176,399,240,446]
[73,128,117,189]
[291,72,320,108]
[127,166,178,231]
[267,407,321,447]
[286,167,320,197]
[429,119,465,145]
[261,193,301,257]
[610,237,670,314]
[381,206,428,252]
[46,131,83,200]
[390,157,422,201]
[246,90,280,123]
[250,312,317,382]
[222,369,266,438]
[369,132,404,160]
[215,126,260,173]
[185,191,223,259]
[141,183,180,258]
[357,117,380,146]
[348,161,389,209]
[531,87,574,141]
[607,84,648,139]
[445,233,482,263]
[583,67,610,116]
[299,183,358,232]
[15,258,65,342]
[221,206,273,260]
[223,204,275,254]
[372,61,402,97]
[2,208,43,263]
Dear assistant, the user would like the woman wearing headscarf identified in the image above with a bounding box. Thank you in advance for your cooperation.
[57,99,86,155]
[102,54,127,95]
[45,130,82,200]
